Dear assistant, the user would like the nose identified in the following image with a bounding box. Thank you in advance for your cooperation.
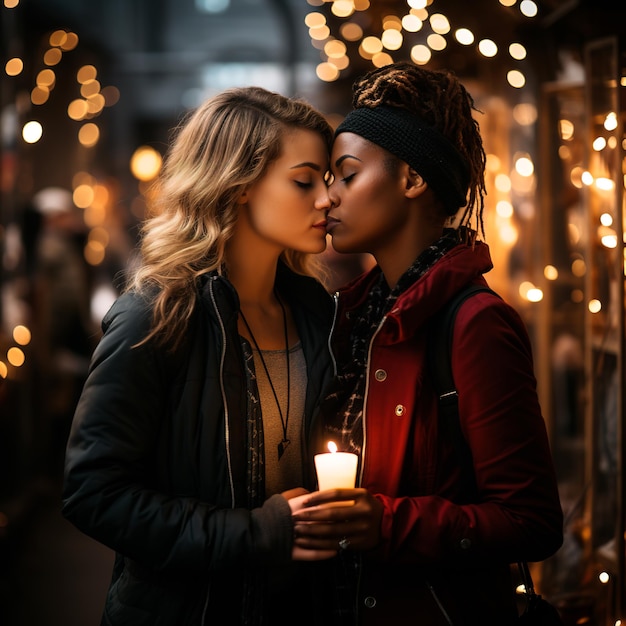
[315,187,332,211]
[327,181,339,209]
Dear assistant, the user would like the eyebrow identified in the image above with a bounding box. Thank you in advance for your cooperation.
[334,154,362,168]
[290,162,322,171]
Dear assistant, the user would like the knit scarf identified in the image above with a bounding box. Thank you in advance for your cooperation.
[322,229,462,456]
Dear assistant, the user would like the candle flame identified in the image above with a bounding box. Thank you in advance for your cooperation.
[327,441,338,453]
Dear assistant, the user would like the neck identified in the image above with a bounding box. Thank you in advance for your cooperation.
[225,250,280,309]
[375,211,445,288]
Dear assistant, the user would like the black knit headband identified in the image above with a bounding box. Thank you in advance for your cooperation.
[335,106,470,214]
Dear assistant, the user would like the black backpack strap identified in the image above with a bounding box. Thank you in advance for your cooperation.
[429,283,499,481]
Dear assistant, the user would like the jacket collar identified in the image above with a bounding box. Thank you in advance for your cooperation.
[336,241,494,341]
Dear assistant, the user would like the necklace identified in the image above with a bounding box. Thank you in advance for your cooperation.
[239,292,291,461]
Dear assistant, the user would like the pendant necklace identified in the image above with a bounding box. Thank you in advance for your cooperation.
[239,292,291,460]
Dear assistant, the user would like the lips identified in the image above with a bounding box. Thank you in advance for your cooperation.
[312,220,328,230]
[325,216,340,232]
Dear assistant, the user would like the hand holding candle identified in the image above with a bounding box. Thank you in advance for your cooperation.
[314,441,358,491]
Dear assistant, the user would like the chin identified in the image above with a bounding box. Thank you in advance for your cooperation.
[329,237,358,255]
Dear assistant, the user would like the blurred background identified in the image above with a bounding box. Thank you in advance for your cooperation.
[1,0,626,624]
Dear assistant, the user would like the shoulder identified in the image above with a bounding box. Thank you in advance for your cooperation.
[101,290,154,338]
[452,285,534,360]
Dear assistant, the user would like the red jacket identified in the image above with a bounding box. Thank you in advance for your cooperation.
[328,241,563,625]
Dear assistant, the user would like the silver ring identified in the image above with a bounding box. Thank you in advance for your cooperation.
[338,537,350,550]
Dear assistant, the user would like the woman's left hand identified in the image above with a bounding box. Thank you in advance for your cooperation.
[291,488,383,553]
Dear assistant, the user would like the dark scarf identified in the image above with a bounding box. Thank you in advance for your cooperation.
[322,229,462,456]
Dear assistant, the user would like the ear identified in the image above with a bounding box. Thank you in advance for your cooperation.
[404,167,428,199]
[236,191,248,205]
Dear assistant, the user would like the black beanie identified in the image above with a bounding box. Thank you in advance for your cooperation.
[335,105,470,214]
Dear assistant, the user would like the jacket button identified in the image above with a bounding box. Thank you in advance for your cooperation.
[394,404,405,416]
[364,596,377,608]
[460,538,472,550]
[374,369,387,382]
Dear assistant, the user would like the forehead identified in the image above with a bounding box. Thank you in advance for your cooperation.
[332,131,387,161]
[279,127,328,157]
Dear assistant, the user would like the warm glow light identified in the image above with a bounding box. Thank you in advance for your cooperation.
[544,265,558,280]
[130,146,163,181]
[410,44,431,65]
[495,174,512,193]
[13,325,31,345]
[325,39,347,58]
[49,30,68,47]
[571,258,586,277]
[478,39,498,57]
[7,347,25,367]
[520,0,538,17]
[362,36,383,55]
[604,112,618,131]
[429,13,450,34]
[78,123,100,147]
[507,70,526,88]
[305,12,326,27]
[596,177,615,191]
[60,32,79,51]
[513,103,537,125]
[402,14,423,32]
[455,28,474,45]
[77,65,97,84]
[340,22,363,40]
[588,299,602,313]
[84,240,106,266]
[309,24,330,40]
[427,34,447,51]
[509,43,526,60]
[0,361,7,378]
[68,99,89,120]
[37,69,56,88]
[593,136,607,151]
[4,0,20,7]
[581,171,594,186]
[31,87,50,105]
[74,184,94,208]
[559,119,575,140]
[382,29,403,51]
[372,52,394,67]
[331,0,355,18]
[316,62,339,81]
[328,441,338,453]
[496,201,514,218]
[515,156,534,176]
[44,48,62,66]
[5,57,23,76]
[22,121,43,143]
[600,212,613,226]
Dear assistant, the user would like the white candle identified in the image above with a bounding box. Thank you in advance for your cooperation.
[314,441,358,491]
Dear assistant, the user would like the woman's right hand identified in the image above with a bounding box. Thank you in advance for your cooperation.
[283,491,338,561]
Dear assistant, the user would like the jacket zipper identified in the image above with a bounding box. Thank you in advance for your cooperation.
[209,278,236,507]
[358,315,387,488]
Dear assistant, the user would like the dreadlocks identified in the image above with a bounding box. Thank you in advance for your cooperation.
[350,62,487,236]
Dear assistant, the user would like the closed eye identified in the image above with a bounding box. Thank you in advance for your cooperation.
[341,173,356,183]
[294,181,313,189]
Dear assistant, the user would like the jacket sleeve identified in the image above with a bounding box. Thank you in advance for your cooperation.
[61,293,294,574]
[374,294,563,566]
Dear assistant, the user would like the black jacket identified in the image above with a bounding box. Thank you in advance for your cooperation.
[62,265,334,625]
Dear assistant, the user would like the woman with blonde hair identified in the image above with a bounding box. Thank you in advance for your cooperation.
[62,86,335,625]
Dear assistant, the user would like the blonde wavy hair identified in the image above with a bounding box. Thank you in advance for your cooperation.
[128,86,333,348]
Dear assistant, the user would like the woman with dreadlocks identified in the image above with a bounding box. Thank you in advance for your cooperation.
[291,63,563,624]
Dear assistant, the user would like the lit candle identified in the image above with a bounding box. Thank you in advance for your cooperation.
[314,441,358,491]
